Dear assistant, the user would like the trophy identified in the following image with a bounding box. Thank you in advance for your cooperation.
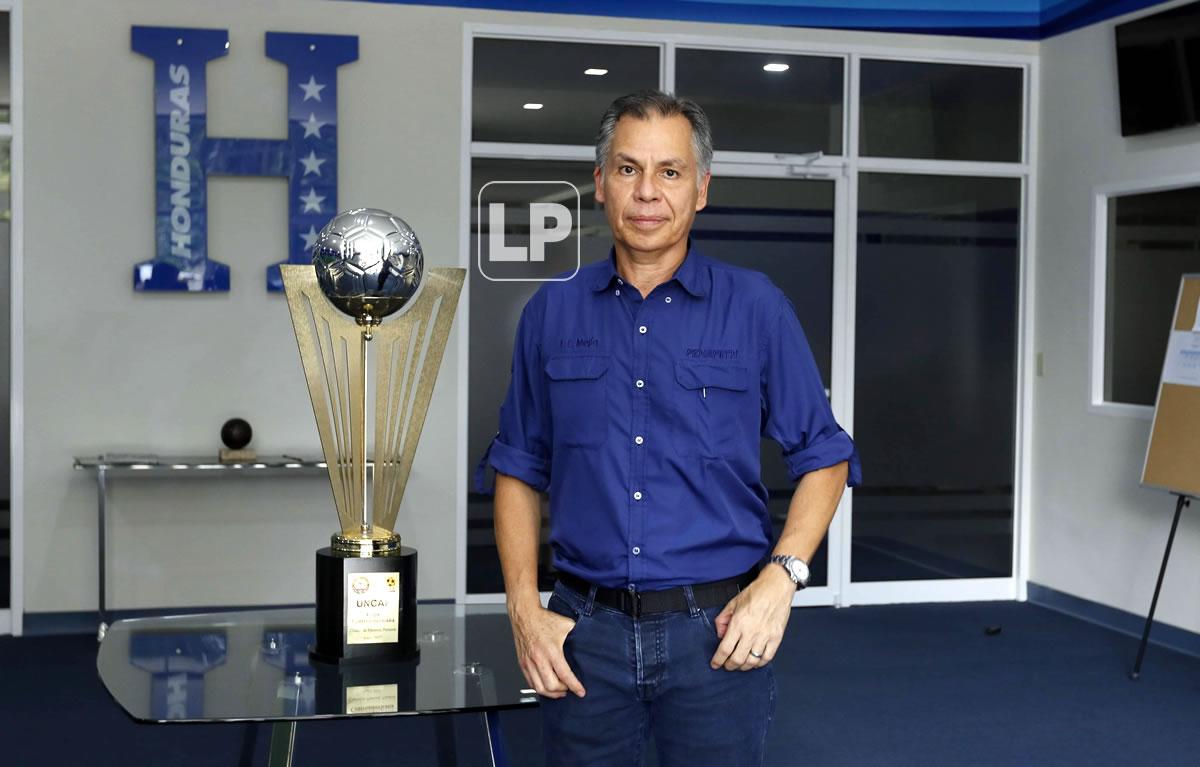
[281,208,464,664]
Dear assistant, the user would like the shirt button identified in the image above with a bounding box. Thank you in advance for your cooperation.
[618,278,624,284]
[633,491,643,500]
[634,435,644,445]
[638,325,647,334]
[632,547,641,556]
[635,379,644,388]
[664,296,672,303]
[615,289,620,296]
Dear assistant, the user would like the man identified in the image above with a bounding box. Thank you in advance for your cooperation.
[475,90,860,766]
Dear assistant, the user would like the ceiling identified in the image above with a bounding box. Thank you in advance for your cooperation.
[353,0,1175,39]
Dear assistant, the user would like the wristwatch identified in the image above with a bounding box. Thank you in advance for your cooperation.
[769,554,810,589]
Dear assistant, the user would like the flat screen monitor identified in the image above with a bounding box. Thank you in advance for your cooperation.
[1115,1,1200,137]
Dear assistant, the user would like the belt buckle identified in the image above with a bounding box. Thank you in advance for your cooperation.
[620,587,641,619]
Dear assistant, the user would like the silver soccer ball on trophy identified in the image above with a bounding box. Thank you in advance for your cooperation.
[311,208,424,325]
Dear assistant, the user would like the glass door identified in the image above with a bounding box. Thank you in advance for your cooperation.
[700,169,1022,606]
[0,9,12,632]
[695,170,845,606]
[849,173,1020,598]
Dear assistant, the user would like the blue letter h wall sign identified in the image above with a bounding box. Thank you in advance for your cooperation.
[132,26,358,292]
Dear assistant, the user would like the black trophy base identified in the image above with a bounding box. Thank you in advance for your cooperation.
[311,545,419,665]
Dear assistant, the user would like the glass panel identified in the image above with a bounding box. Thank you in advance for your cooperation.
[859,60,1023,162]
[675,49,843,155]
[473,38,660,145]
[1105,185,1200,406]
[853,173,1020,582]
[0,12,9,123]
[0,132,8,610]
[467,159,610,594]
[0,10,9,610]
[694,176,835,587]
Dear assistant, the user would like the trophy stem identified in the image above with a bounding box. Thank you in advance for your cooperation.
[360,327,370,539]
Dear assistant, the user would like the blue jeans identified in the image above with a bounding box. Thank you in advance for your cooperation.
[541,580,776,767]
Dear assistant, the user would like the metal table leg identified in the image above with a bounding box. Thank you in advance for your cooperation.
[238,723,259,767]
[96,466,108,641]
[483,710,509,767]
[435,715,458,766]
[268,722,296,767]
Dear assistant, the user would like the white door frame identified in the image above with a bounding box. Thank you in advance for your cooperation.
[836,50,1035,607]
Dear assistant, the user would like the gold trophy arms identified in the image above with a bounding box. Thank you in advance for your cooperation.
[281,265,464,554]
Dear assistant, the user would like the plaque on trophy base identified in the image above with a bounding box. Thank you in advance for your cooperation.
[281,209,464,666]
[311,546,419,664]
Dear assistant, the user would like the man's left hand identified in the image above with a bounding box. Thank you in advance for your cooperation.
[709,566,795,671]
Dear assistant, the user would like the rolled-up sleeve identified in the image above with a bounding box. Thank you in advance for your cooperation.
[761,290,862,486]
[473,295,552,494]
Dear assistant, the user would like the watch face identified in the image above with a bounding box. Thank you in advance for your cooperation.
[787,559,810,585]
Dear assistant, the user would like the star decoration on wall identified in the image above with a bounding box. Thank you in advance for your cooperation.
[302,113,327,139]
[300,225,320,251]
[299,150,327,177]
[300,188,326,213]
[299,75,326,102]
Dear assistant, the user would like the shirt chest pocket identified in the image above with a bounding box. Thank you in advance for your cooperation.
[545,355,610,449]
[673,360,752,457]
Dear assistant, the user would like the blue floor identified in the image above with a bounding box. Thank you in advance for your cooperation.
[3,600,1198,766]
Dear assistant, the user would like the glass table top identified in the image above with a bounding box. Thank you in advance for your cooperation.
[97,606,536,723]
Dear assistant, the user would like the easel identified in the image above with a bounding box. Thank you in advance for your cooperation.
[1129,493,1190,680]
[1133,274,1200,680]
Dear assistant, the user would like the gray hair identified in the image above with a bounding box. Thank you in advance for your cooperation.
[595,90,713,187]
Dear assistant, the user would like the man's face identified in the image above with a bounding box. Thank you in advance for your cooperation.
[594,113,710,258]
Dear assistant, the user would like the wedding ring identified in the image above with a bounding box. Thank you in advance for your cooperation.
[749,649,764,659]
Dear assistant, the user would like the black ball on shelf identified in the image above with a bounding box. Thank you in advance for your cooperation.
[221,418,253,450]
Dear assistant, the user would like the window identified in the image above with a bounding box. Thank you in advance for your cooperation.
[853,173,1020,581]
[472,38,660,145]
[1100,184,1200,407]
[467,158,608,593]
[675,49,843,155]
[859,60,1023,162]
[467,36,663,594]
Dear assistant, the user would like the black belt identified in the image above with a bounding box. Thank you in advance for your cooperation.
[556,568,758,619]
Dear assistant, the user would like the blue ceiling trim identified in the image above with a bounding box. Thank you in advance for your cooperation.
[343,0,1174,39]
[1040,0,1167,36]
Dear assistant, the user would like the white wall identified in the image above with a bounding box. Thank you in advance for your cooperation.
[20,0,1034,614]
[23,0,470,612]
[1034,1,1200,634]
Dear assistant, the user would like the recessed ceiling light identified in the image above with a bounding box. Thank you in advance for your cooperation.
[523,103,544,110]
[584,68,609,76]
[763,63,790,73]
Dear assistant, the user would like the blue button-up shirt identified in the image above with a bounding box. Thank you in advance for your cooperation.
[475,245,861,590]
